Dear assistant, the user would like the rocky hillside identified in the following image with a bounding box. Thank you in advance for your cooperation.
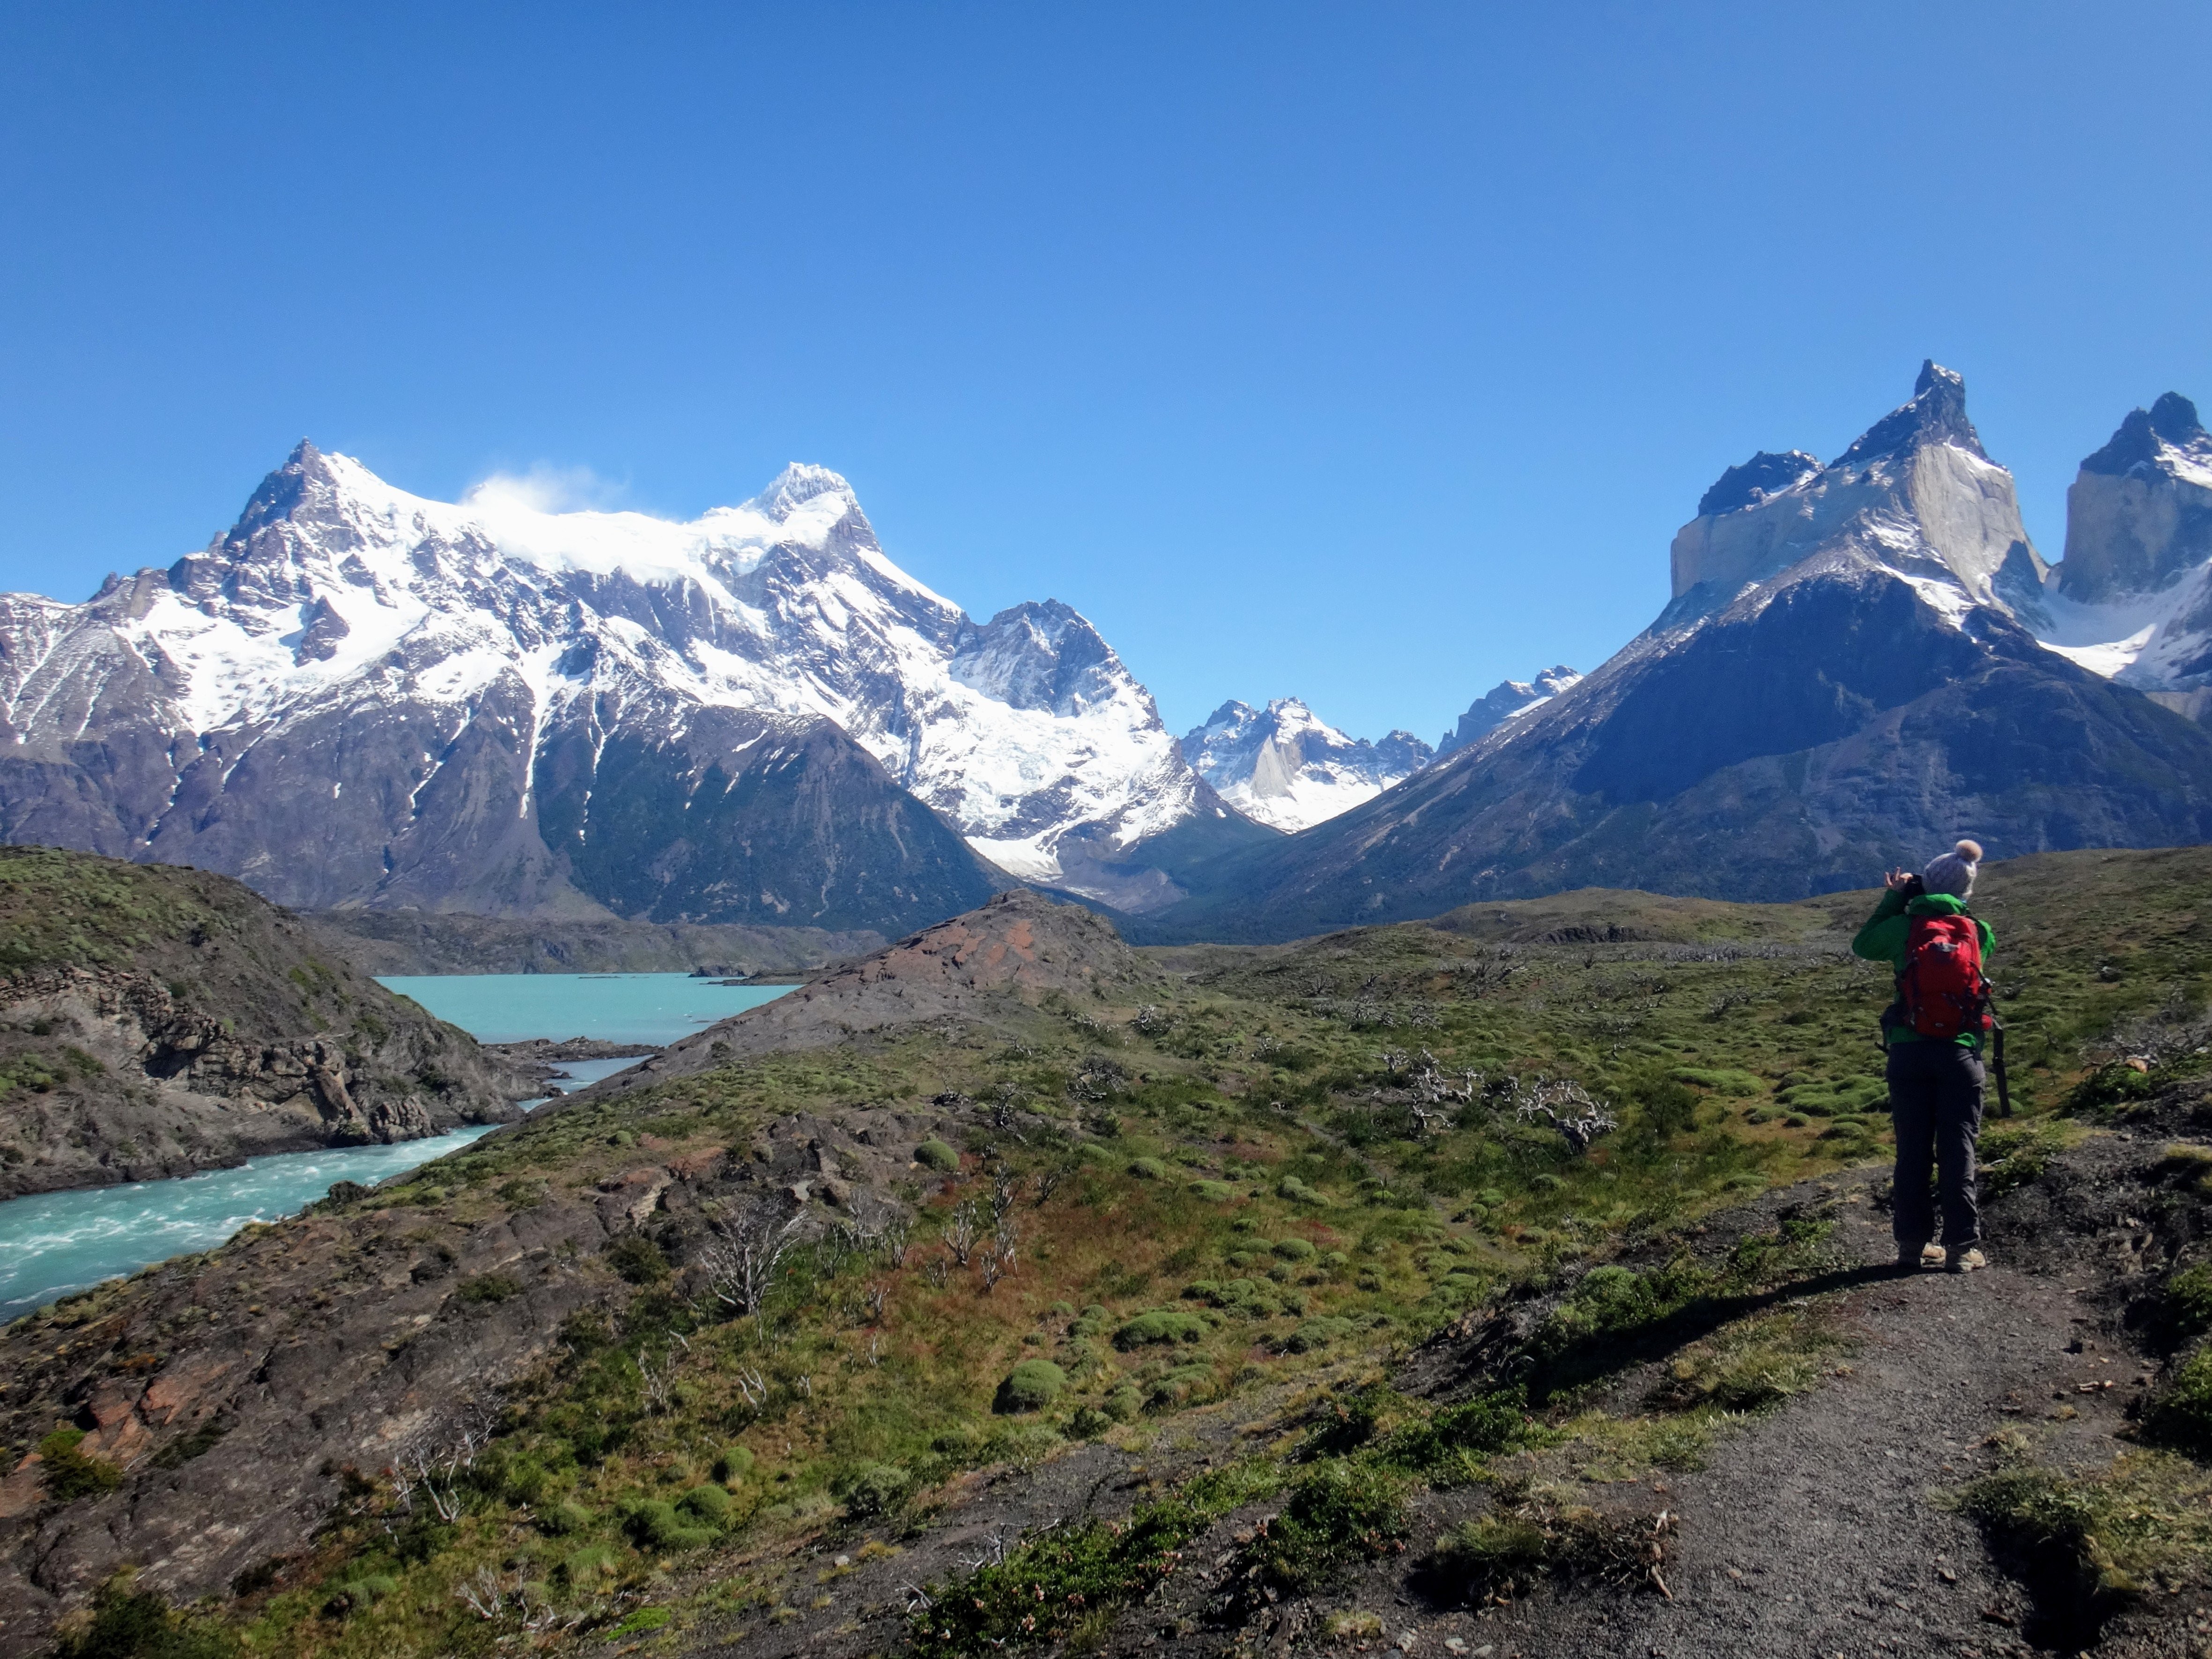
[0,445,1215,928]
[0,847,530,1197]
[3,850,2207,1659]
[1145,364,2212,941]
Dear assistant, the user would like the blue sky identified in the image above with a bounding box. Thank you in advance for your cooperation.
[3,3,2207,742]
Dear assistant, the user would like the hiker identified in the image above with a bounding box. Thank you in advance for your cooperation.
[1851,839,1993,1275]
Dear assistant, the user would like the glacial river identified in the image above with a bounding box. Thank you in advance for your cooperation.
[0,973,788,1319]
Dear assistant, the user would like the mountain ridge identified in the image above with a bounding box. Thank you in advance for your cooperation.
[1137,364,2212,941]
[0,446,1222,929]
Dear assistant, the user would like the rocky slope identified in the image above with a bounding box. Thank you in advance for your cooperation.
[0,446,1221,928]
[1144,364,2212,941]
[1180,699,1429,831]
[0,887,1160,1648]
[0,847,529,1197]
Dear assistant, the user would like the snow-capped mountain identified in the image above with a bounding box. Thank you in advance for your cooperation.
[1434,667,1582,757]
[1179,699,1430,832]
[1147,363,2212,940]
[2034,392,2212,721]
[0,444,1210,926]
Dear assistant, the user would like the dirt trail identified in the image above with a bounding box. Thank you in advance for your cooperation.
[1473,1188,2102,1657]
[652,1118,2211,1659]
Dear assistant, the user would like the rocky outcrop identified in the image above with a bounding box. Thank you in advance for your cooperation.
[2036,392,2212,703]
[1666,361,2045,612]
[2059,393,2212,603]
[0,847,530,1196]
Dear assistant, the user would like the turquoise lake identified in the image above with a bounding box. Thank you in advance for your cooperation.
[376,971,787,1045]
[0,973,788,1318]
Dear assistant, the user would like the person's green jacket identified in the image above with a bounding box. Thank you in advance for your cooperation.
[1850,889,1994,1046]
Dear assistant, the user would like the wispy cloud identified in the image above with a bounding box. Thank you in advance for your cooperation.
[461,462,629,515]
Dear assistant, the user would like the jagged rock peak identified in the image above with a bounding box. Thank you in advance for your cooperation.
[223,438,334,548]
[1697,452,1820,518]
[1835,359,1985,465]
[2082,393,2212,477]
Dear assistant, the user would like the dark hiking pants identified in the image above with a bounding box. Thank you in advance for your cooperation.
[1887,1040,1985,1250]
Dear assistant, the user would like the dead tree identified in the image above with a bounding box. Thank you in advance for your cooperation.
[701,1199,812,1338]
[1031,1156,1078,1208]
[993,1210,1020,1271]
[990,1166,1021,1222]
[391,1400,496,1523]
[880,1211,913,1268]
[1516,1079,1619,1153]
[945,1197,982,1267]
[978,1247,1004,1293]
[637,1348,678,1414]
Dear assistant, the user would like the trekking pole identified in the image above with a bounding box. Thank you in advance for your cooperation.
[1990,1021,2012,1118]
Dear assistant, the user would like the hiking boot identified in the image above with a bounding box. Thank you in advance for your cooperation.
[1897,1242,1939,1273]
[1946,1247,1987,1275]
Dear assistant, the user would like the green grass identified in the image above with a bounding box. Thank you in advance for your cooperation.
[71,848,2212,1658]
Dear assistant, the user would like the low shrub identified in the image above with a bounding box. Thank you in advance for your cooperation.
[1424,1490,1673,1602]
[711,1444,756,1483]
[38,1427,122,1502]
[621,1498,715,1551]
[536,1501,593,1535]
[1127,1156,1167,1180]
[1272,1237,1318,1261]
[1383,1387,1539,1476]
[1282,1316,1356,1354]
[1240,1461,1407,1595]
[915,1140,960,1171]
[605,1235,670,1285]
[841,1462,910,1517]
[995,1359,1067,1413]
[677,1483,732,1524]
[454,1274,522,1305]
[2143,1343,2212,1459]
[1277,1176,1329,1206]
[1113,1310,1207,1350]
[53,1578,236,1659]
[1146,1366,1215,1409]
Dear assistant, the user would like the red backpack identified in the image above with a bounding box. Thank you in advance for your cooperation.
[1899,911,1991,1041]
